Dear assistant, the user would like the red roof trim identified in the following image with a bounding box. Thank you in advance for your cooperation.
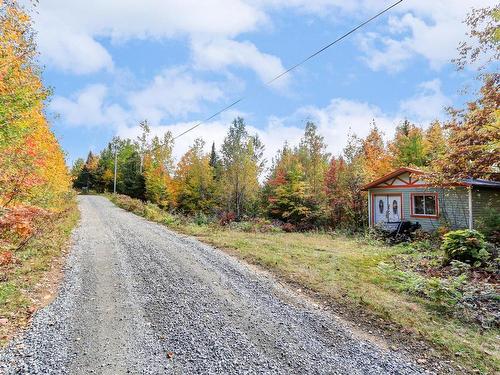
[362,167,425,190]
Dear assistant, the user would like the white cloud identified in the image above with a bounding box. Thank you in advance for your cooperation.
[118,98,401,166]
[51,68,225,129]
[399,79,451,122]
[191,39,288,86]
[50,84,126,127]
[38,28,113,74]
[31,0,498,76]
[359,0,497,72]
[31,0,266,74]
[296,98,402,156]
[358,31,413,73]
[60,76,448,166]
[128,67,224,123]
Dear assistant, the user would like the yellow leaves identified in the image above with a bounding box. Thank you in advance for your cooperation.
[0,1,71,210]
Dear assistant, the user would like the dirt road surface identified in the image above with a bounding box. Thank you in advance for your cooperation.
[0,196,428,374]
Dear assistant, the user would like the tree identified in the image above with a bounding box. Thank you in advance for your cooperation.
[209,142,222,181]
[0,0,70,210]
[134,120,150,173]
[454,5,500,72]
[220,117,264,219]
[70,158,85,182]
[389,120,428,168]
[321,133,367,229]
[116,139,144,198]
[143,131,175,207]
[438,75,499,180]
[424,121,447,165]
[360,122,393,180]
[297,122,330,196]
[264,144,321,225]
[174,139,215,214]
[323,157,347,225]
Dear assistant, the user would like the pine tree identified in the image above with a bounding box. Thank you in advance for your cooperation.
[389,120,428,168]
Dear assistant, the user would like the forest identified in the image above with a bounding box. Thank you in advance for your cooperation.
[72,73,499,231]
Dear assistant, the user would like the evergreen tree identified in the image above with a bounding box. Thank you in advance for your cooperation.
[209,142,222,181]
[389,120,428,167]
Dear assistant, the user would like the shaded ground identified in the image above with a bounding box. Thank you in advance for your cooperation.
[0,196,427,374]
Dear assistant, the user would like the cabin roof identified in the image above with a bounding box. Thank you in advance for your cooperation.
[361,167,424,190]
[461,178,500,188]
[362,168,500,190]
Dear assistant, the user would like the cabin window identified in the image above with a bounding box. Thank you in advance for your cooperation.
[379,200,384,214]
[411,194,437,217]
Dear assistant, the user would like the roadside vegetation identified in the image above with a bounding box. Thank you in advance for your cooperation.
[0,1,76,345]
[108,193,499,374]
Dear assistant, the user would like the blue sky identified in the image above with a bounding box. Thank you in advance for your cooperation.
[30,0,495,166]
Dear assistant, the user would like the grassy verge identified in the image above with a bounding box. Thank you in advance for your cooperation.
[0,200,79,347]
[107,194,499,374]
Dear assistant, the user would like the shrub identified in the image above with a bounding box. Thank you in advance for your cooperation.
[450,260,472,276]
[229,221,254,232]
[476,208,500,244]
[441,229,489,266]
[219,211,236,226]
[282,223,296,232]
[0,250,13,266]
[144,203,164,222]
[378,262,466,306]
[112,194,145,215]
[194,212,209,226]
[162,214,178,226]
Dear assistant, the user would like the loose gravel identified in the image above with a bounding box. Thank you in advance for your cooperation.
[0,195,430,374]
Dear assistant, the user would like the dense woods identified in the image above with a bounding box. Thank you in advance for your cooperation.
[71,4,499,230]
[0,1,72,257]
[72,71,499,231]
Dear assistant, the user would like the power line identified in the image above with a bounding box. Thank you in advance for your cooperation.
[173,0,403,140]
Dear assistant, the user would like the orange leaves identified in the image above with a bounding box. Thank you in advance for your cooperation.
[0,205,50,239]
[0,2,71,210]
[0,250,13,266]
[440,74,499,180]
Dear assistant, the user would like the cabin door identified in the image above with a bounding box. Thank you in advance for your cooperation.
[374,195,402,224]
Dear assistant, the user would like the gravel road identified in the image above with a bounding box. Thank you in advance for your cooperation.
[0,195,429,374]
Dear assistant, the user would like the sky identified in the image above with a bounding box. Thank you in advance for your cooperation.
[28,0,496,166]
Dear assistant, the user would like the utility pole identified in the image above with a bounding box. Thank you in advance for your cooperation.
[113,145,118,194]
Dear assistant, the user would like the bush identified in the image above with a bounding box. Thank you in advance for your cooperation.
[378,262,466,306]
[282,223,296,232]
[441,229,489,266]
[229,221,254,232]
[476,208,500,244]
[162,213,179,226]
[194,212,210,226]
[219,211,236,226]
[144,203,165,222]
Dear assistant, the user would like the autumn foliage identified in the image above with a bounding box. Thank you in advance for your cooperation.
[0,1,72,260]
[71,4,498,231]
